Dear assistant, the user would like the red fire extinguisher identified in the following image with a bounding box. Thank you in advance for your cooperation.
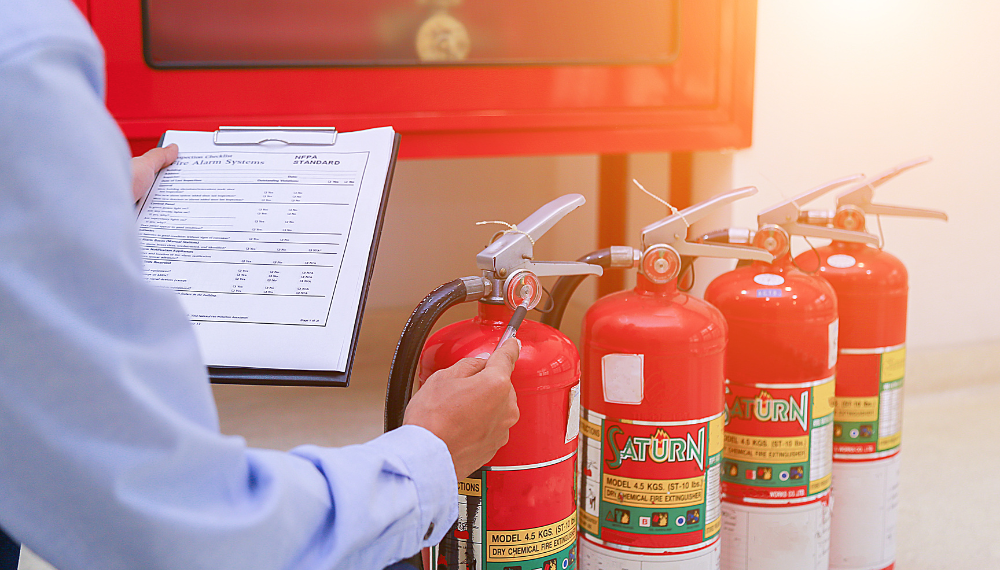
[793,157,946,570]
[701,176,880,570]
[541,187,773,569]
[385,194,602,570]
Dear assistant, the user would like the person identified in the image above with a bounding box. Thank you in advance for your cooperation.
[0,1,520,569]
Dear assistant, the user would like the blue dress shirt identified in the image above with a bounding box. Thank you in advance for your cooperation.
[0,1,458,569]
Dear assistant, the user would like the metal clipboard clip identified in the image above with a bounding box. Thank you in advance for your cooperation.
[213,126,338,146]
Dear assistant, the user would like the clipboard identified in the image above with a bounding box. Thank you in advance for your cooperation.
[145,126,401,388]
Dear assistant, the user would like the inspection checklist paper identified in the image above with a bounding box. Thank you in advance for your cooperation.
[136,127,395,372]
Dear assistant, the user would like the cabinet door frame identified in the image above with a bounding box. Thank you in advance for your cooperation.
[83,0,756,158]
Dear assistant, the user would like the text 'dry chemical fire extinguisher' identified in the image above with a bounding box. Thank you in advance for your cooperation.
[543,187,773,570]
[795,157,946,570]
[701,175,880,570]
[385,194,603,570]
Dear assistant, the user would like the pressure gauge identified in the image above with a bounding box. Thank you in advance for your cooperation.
[503,270,543,310]
[640,244,681,284]
[753,224,791,258]
[834,205,867,232]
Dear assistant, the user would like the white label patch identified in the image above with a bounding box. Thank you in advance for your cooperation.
[827,254,857,269]
[565,383,581,443]
[753,273,785,286]
[829,319,840,370]
[722,498,831,570]
[601,354,644,405]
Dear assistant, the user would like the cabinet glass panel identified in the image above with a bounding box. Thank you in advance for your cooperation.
[144,0,680,68]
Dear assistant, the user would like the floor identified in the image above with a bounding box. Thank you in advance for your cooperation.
[17,312,1000,568]
[895,382,1000,568]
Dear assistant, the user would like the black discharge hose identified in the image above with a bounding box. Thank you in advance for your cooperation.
[382,279,477,570]
[384,279,474,433]
[540,249,615,330]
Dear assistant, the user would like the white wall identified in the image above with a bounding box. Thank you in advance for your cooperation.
[694,0,1000,350]
[366,0,1000,353]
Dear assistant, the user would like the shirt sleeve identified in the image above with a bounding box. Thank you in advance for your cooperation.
[0,2,457,569]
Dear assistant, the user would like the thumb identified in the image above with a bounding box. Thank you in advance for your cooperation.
[484,337,520,378]
[138,144,179,171]
[132,144,179,202]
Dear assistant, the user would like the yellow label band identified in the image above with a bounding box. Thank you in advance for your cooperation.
[808,473,832,495]
[486,511,577,562]
[881,348,906,382]
[812,378,837,419]
[724,433,810,463]
[834,397,880,422]
[602,474,704,508]
[708,416,725,457]
[704,516,721,539]
[878,432,902,451]
[581,418,602,442]
[580,510,599,535]
[457,478,482,497]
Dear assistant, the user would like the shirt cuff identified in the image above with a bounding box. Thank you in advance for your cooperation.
[370,425,458,546]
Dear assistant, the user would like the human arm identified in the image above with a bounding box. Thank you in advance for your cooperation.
[0,2,457,569]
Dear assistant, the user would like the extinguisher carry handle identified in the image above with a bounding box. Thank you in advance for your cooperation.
[640,186,773,262]
[778,221,880,245]
[384,277,488,432]
[476,194,602,279]
[758,174,881,245]
[476,193,583,275]
[541,246,637,330]
[837,156,948,221]
[641,186,757,248]
[758,174,864,227]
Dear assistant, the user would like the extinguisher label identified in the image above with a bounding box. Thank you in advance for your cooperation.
[577,408,723,551]
[833,346,906,458]
[566,383,582,444]
[485,512,577,564]
[446,460,578,570]
[829,320,840,370]
[722,377,835,502]
[601,354,645,405]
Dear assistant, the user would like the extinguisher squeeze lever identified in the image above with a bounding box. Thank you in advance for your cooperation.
[476,193,603,280]
[836,156,948,221]
[757,174,880,245]
[476,194,602,310]
[639,186,773,262]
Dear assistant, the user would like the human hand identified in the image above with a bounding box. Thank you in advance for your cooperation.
[403,339,520,480]
[131,144,178,202]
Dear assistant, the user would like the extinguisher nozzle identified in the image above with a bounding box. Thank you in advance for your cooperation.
[495,303,529,351]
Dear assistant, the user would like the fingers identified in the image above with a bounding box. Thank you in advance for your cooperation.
[137,144,179,171]
[437,356,489,379]
[484,337,520,378]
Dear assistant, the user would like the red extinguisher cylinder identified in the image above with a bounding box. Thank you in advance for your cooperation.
[705,255,838,570]
[787,157,945,570]
[577,274,726,568]
[799,241,908,570]
[561,186,773,570]
[419,301,581,570]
